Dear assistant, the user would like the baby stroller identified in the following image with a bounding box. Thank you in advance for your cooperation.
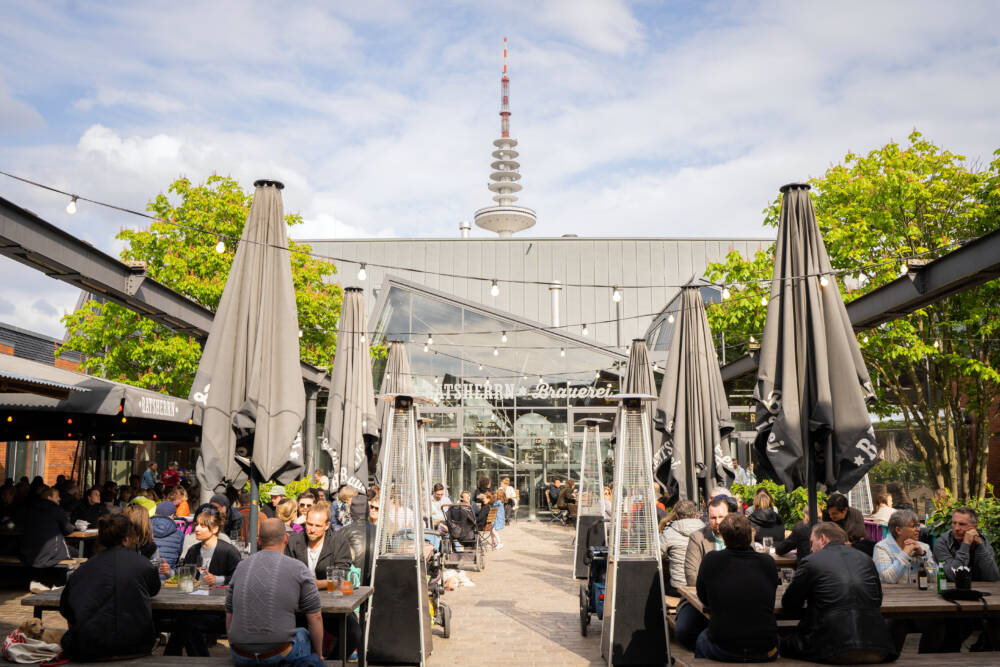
[442,504,486,572]
[579,545,608,636]
[424,531,452,639]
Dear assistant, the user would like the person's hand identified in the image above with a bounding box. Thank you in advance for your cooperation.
[963,528,980,545]
[202,571,216,586]
[902,539,923,557]
[158,558,171,576]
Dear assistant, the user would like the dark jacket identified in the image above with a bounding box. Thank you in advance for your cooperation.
[60,545,161,661]
[445,504,478,543]
[822,506,866,542]
[70,499,108,527]
[748,508,785,544]
[284,528,353,580]
[19,497,73,568]
[181,539,241,582]
[555,485,576,510]
[342,520,377,585]
[781,542,895,663]
[150,514,184,571]
[932,529,1000,582]
[775,521,811,559]
[697,547,779,655]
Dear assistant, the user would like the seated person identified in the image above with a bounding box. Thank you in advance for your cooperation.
[547,478,562,508]
[821,492,865,542]
[19,485,74,583]
[747,488,784,545]
[555,479,577,523]
[695,514,779,662]
[659,500,704,598]
[874,509,941,654]
[781,522,895,663]
[165,507,241,656]
[59,513,161,662]
[775,509,811,559]
[868,491,894,524]
[70,486,109,526]
[674,496,729,650]
[430,483,450,528]
[343,496,377,585]
[227,519,324,666]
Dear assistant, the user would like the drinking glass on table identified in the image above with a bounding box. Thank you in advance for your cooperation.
[326,566,343,595]
[340,570,353,596]
[763,537,774,554]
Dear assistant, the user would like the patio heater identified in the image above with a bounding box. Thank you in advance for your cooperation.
[601,394,669,666]
[415,415,433,529]
[365,394,434,666]
[427,437,448,497]
[574,416,609,579]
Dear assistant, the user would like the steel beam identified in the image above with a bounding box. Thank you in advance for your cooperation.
[0,195,327,388]
[721,227,1000,381]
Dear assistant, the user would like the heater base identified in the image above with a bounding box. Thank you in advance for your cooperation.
[366,556,432,665]
[601,558,669,665]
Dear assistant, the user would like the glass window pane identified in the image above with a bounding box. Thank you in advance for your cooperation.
[464,407,513,437]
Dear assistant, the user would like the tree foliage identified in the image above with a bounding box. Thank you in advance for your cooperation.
[59,176,343,397]
[707,132,1000,498]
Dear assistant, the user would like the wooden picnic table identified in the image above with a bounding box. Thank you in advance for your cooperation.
[22,585,372,666]
[66,529,97,558]
[678,581,1000,620]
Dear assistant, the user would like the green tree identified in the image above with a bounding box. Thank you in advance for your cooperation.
[59,176,343,397]
[706,132,1000,498]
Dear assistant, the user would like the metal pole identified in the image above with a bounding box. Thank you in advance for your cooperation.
[248,464,260,553]
[807,439,818,527]
[616,296,623,349]
[303,386,318,481]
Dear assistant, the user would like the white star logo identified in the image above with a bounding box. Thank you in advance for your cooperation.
[853,456,865,467]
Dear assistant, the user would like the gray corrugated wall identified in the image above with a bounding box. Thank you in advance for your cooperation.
[302,238,771,348]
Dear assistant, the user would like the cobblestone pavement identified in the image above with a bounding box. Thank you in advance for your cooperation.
[428,519,604,666]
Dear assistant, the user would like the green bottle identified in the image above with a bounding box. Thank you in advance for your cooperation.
[936,563,946,594]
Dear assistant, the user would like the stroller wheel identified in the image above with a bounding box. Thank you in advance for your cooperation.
[579,583,590,636]
[439,601,452,638]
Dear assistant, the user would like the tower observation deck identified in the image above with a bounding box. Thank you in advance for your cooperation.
[474,37,537,238]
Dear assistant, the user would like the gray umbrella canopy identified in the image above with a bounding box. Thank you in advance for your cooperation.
[654,286,733,501]
[191,180,305,501]
[322,287,379,491]
[373,340,414,473]
[621,338,657,434]
[754,183,878,495]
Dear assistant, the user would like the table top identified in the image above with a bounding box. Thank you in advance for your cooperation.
[678,581,1000,619]
[67,530,97,539]
[23,585,372,614]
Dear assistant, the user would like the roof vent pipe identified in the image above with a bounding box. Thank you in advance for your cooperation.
[459,221,471,238]
[549,280,562,327]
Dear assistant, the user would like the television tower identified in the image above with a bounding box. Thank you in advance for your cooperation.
[474,37,537,238]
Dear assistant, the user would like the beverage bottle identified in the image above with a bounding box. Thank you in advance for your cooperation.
[936,562,946,593]
[917,559,928,590]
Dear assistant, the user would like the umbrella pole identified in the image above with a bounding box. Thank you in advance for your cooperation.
[248,463,260,554]
[807,439,818,527]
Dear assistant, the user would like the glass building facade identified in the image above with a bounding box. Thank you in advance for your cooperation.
[370,277,629,517]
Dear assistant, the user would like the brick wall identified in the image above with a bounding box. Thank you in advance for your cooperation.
[44,440,78,483]
[0,343,12,355]
[53,357,80,371]
[0,442,6,480]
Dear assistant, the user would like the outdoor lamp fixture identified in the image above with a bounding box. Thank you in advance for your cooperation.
[426,334,433,346]
[493,347,499,356]
[667,313,675,324]
[721,286,730,300]
[819,275,830,287]
[66,196,78,214]
[298,329,303,338]
[501,331,507,343]
[478,363,484,370]
[357,263,367,281]
[761,294,768,306]
[490,280,500,297]
[582,323,589,336]
[215,240,226,253]
[863,335,869,343]
[612,287,622,302]
[560,348,566,357]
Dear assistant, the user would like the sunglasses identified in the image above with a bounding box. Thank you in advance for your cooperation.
[370,505,380,511]
[299,502,313,507]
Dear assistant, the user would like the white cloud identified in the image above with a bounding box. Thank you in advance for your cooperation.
[74,87,187,113]
[0,80,44,132]
[534,0,642,55]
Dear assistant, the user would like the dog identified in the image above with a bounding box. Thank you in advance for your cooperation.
[17,618,65,645]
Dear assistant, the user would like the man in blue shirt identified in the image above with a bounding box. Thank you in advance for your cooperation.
[141,462,158,489]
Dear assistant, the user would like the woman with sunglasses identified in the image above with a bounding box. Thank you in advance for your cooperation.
[165,508,241,656]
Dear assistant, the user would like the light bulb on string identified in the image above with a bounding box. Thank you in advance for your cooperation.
[66,196,78,215]
[297,330,303,338]
[900,262,909,276]
[423,343,429,352]
[493,347,499,356]
[582,323,589,336]
[749,335,756,344]
[667,313,675,324]
[761,295,768,306]
[863,335,869,343]
[426,334,433,346]
[215,240,226,254]
[933,339,940,349]
[501,331,507,343]
[357,263,367,281]
[721,286,730,300]
[478,363,483,370]
[612,287,621,302]
[560,348,565,357]
[490,280,499,297]
[819,275,829,287]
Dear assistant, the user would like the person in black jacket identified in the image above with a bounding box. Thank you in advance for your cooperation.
[780,522,896,663]
[59,513,161,661]
[747,489,785,545]
[342,496,377,585]
[19,486,74,582]
[70,487,108,527]
[695,513,779,662]
[775,510,811,560]
[165,507,241,656]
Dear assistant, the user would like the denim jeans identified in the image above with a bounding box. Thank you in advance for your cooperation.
[673,602,708,650]
[695,629,778,662]
[230,628,324,666]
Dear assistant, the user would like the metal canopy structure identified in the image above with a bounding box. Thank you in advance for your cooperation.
[0,195,327,389]
[721,226,1000,381]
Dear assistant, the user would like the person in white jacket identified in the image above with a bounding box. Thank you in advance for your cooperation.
[660,500,705,596]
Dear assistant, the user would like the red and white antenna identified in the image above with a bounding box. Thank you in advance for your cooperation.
[500,37,511,138]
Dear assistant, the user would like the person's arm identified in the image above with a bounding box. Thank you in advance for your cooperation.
[873,541,908,584]
[306,610,324,656]
[298,564,324,654]
[225,612,232,635]
[146,559,162,596]
[683,534,703,587]
[333,535,353,570]
[59,577,75,626]
[933,534,965,580]
[972,540,1000,581]
[695,552,711,612]
[775,527,798,556]
[781,559,811,613]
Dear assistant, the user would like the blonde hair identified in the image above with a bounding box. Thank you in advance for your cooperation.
[753,490,774,511]
[313,500,332,519]
[123,503,153,547]
[337,486,358,504]
[276,498,297,523]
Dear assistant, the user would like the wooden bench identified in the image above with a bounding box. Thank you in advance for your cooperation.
[670,642,994,665]
[61,657,343,666]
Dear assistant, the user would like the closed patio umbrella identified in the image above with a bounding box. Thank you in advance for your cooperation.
[190,179,305,506]
[322,287,379,491]
[654,285,733,502]
[754,183,878,523]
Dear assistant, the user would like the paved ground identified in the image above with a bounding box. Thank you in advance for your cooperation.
[428,519,604,666]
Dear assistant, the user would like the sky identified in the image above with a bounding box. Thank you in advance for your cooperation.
[1,0,998,338]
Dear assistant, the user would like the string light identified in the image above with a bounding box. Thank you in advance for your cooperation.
[863,335,869,343]
[761,295,768,306]
[667,313,675,324]
[501,331,507,343]
[612,287,622,302]
[560,348,566,357]
[357,263,367,281]
[66,196,78,214]
[478,363,484,370]
[426,334,434,346]
[721,287,730,300]
[423,343,429,352]
[297,330,303,338]
[819,276,829,287]
[900,262,909,276]
[933,340,940,349]
[493,347,499,356]
[581,323,589,336]
[490,280,500,297]
[215,240,225,254]
[749,335,756,343]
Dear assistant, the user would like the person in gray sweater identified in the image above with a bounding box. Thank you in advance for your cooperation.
[659,500,705,596]
[932,507,1000,582]
[226,519,325,666]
